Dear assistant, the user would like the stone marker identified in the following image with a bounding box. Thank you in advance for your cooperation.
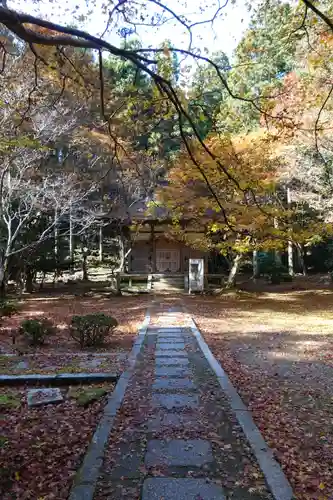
[155,357,189,366]
[142,478,226,500]
[155,366,191,377]
[27,388,63,407]
[153,378,196,391]
[79,358,104,369]
[152,393,198,410]
[145,439,213,467]
[15,360,29,370]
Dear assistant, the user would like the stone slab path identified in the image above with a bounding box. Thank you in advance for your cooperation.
[93,300,292,500]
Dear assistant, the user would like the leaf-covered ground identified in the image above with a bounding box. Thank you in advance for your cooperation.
[0,293,149,374]
[0,382,114,499]
[183,289,333,499]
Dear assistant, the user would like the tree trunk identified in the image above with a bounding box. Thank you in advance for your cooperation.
[287,187,294,276]
[82,255,88,281]
[54,207,59,259]
[296,243,307,275]
[0,257,8,298]
[253,250,259,280]
[69,204,74,265]
[99,225,103,262]
[24,267,34,293]
[226,254,242,288]
[288,240,294,276]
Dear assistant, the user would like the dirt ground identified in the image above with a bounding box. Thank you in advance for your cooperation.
[183,287,333,499]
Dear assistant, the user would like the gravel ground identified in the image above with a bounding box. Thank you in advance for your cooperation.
[184,290,333,499]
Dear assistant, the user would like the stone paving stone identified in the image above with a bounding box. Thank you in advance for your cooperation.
[155,366,191,377]
[153,378,196,391]
[145,439,213,467]
[156,342,186,350]
[142,478,226,499]
[15,360,29,370]
[155,357,189,366]
[157,327,182,334]
[27,388,63,407]
[152,393,198,410]
[79,358,104,369]
[155,350,188,357]
[147,412,198,432]
[156,336,185,343]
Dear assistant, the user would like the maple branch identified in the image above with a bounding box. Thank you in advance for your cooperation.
[301,0,333,31]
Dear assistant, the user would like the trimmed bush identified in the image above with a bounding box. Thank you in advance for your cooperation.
[70,313,118,348]
[0,300,19,317]
[19,318,54,346]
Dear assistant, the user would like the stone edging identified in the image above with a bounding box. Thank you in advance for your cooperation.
[188,315,294,500]
[68,309,150,500]
[0,373,118,386]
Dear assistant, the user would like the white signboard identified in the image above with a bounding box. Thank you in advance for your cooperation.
[188,258,204,293]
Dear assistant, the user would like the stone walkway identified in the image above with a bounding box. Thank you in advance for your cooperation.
[90,300,293,499]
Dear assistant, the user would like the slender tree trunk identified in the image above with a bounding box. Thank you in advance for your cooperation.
[253,250,259,280]
[273,218,282,265]
[0,256,9,298]
[24,267,34,293]
[287,187,294,276]
[54,207,59,260]
[69,204,74,264]
[99,225,103,262]
[288,240,294,276]
[296,243,307,275]
[226,254,242,288]
[82,255,88,281]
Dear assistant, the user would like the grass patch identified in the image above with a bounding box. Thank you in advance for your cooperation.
[68,387,108,406]
[0,435,8,448]
[0,394,21,409]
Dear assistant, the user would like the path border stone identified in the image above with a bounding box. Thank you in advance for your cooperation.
[68,309,150,500]
[187,313,293,500]
[0,372,118,386]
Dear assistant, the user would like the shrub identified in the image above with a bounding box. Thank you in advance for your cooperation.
[70,313,118,348]
[0,300,19,317]
[19,318,54,346]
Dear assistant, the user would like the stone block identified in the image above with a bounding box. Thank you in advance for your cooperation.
[142,478,226,499]
[155,366,191,377]
[151,393,198,410]
[27,388,63,407]
[145,439,213,467]
[156,342,185,350]
[155,350,188,357]
[155,357,189,366]
[153,378,196,391]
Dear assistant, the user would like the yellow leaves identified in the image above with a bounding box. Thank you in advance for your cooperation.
[319,482,325,490]
[15,471,20,481]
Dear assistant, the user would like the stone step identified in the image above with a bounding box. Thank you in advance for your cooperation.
[152,378,196,391]
[142,478,226,500]
[152,393,198,410]
[145,439,213,467]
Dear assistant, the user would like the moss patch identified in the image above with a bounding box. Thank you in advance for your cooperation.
[68,387,108,407]
[0,394,21,409]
